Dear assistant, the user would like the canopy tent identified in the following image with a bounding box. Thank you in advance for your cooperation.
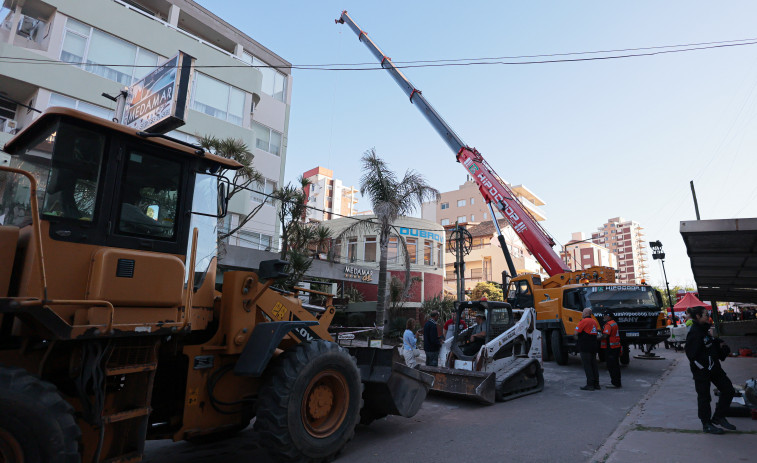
[672,292,711,316]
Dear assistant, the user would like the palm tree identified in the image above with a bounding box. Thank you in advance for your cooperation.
[337,148,440,338]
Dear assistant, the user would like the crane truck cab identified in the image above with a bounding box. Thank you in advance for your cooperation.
[0,107,432,463]
[506,267,669,365]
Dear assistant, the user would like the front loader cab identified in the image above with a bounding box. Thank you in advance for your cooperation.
[508,276,535,309]
[0,107,240,337]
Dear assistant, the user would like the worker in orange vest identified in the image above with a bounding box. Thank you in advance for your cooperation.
[600,312,622,388]
[575,308,601,391]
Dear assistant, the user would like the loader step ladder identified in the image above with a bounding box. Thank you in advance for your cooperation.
[96,339,159,462]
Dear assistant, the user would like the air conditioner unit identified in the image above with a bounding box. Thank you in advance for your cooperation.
[1,119,18,133]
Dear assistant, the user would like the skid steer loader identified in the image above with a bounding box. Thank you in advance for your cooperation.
[418,300,544,404]
[0,107,432,463]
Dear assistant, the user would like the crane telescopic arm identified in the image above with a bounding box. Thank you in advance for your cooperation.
[336,11,570,276]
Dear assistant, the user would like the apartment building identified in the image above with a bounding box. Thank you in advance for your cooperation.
[561,231,618,271]
[422,178,547,226]
[302,166,360,222]
[590,217,648,283]
[0,0,290,251]
[444,219,542,292]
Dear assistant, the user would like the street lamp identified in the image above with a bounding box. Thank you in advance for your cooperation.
[650,240,676,326]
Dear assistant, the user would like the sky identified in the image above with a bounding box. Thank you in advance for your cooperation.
[197,1,757,287]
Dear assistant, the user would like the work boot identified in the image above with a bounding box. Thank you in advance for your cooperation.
[702,423,725,434]
[580,385,595,391]
[711,417,736,431]
[606,384,622,389]
[594,383,601,390]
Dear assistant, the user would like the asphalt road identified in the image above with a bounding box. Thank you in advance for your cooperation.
[143,346,674,463]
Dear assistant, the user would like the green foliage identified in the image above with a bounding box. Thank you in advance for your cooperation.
[471,282,504,301]
[345,286,365,303]
[421,293,457,322]
[198,135,263,241]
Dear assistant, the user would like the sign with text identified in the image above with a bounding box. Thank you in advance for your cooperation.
[344,265,374,282]
[398,227,444,243]
[124,51,195,133]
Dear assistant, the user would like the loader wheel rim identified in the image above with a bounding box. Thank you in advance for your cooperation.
[301,369,349,438]
[0,428,24,463]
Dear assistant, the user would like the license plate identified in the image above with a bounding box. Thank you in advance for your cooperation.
[626,332,639,337]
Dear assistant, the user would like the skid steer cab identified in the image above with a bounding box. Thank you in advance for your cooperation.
[0,107,432,463]
[418,300,544,404]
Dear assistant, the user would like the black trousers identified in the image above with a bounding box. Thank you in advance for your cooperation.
[580,351,599,387]
[693,366,735,424]
[605,347,621,386]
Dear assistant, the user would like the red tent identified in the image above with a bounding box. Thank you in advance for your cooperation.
[672,293,711,316]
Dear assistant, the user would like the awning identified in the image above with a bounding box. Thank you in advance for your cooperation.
[672,292,711,310]
[680,218,757,303]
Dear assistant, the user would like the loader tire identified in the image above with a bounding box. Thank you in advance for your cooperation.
[551,330,568,365]
[0,365,80,463]
[255,340,362,462]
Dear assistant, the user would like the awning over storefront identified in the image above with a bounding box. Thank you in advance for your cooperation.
[680,218,757,303]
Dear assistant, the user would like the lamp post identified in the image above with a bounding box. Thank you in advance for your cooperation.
[650,240,676,326]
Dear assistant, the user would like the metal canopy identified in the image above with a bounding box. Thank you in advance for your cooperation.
[680,218,757,303]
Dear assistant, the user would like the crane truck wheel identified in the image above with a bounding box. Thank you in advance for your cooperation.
[0,365,81,463]
[620,344,630,365]
[551,330,568,365]
[254,340,362,462]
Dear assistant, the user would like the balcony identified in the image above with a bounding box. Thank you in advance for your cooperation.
[0,3,56,52]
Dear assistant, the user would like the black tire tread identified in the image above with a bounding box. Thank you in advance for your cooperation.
[0,364,81,463]
[254,340,363,463]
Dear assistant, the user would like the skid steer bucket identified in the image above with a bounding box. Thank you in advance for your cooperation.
[417,365,497,404]
[348,346,435,424]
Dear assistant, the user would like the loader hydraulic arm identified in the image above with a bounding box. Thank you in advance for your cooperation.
[336,11,570,276]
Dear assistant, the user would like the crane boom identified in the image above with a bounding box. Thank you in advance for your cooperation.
[337,11,570,276]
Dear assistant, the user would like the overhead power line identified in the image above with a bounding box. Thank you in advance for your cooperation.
[2,38,757,71]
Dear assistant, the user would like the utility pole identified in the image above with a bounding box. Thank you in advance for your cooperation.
[650,241,676,326]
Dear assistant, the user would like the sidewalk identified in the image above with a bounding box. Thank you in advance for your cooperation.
[592,350,757,463]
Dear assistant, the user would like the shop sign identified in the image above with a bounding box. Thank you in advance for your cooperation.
[344,265,373,282]
[124,51,195,133]
[398,227,444,243]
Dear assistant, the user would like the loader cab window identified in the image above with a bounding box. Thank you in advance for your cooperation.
[116,150,181,240]
[487,307,512,340]
[41,123,105,221]
[186,172,219,289]
[512,280,534,309]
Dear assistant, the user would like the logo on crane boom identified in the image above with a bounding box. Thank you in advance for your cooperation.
[462,156,528,234]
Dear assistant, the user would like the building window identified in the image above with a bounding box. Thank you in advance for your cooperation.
[251,178,277,203]
[364,236,377,262]
[251,121,282,156]
[238,230,272,250]
[440,218,450,226]
[483,212,488,220]
[406,238,417,264]
[457,216,466,223]
[250,56,287,102]
[387,236,398,262]
[440,202,449,210]
[61,18,160,86]
[191,72,245,125]
[470,214,475,222]
[424,240,433,266]
[470,197,475,205]
[347,237,358,263]
[457,199,466,207]
[49,93,113,120]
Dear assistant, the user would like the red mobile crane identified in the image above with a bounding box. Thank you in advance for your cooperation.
[337,11,669,366]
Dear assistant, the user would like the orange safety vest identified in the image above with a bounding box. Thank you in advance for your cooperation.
[601,320,620,349]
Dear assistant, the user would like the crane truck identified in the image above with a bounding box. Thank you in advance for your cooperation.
[336,11,669,371]
[0,107,433,463]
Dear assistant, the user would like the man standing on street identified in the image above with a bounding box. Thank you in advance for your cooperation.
[423,310,442,367]
[575,308,600,391]
[685,305,737,434]
[600,312,622,388]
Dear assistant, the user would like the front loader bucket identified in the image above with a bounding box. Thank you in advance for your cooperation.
[417,365,496,404]
[348,346,435,424]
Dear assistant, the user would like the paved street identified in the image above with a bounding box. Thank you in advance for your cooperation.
[144,346,676,463]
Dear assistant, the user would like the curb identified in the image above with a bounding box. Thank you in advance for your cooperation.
[590,357,680,463]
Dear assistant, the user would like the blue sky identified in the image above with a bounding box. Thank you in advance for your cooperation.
[198,1,757,287]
